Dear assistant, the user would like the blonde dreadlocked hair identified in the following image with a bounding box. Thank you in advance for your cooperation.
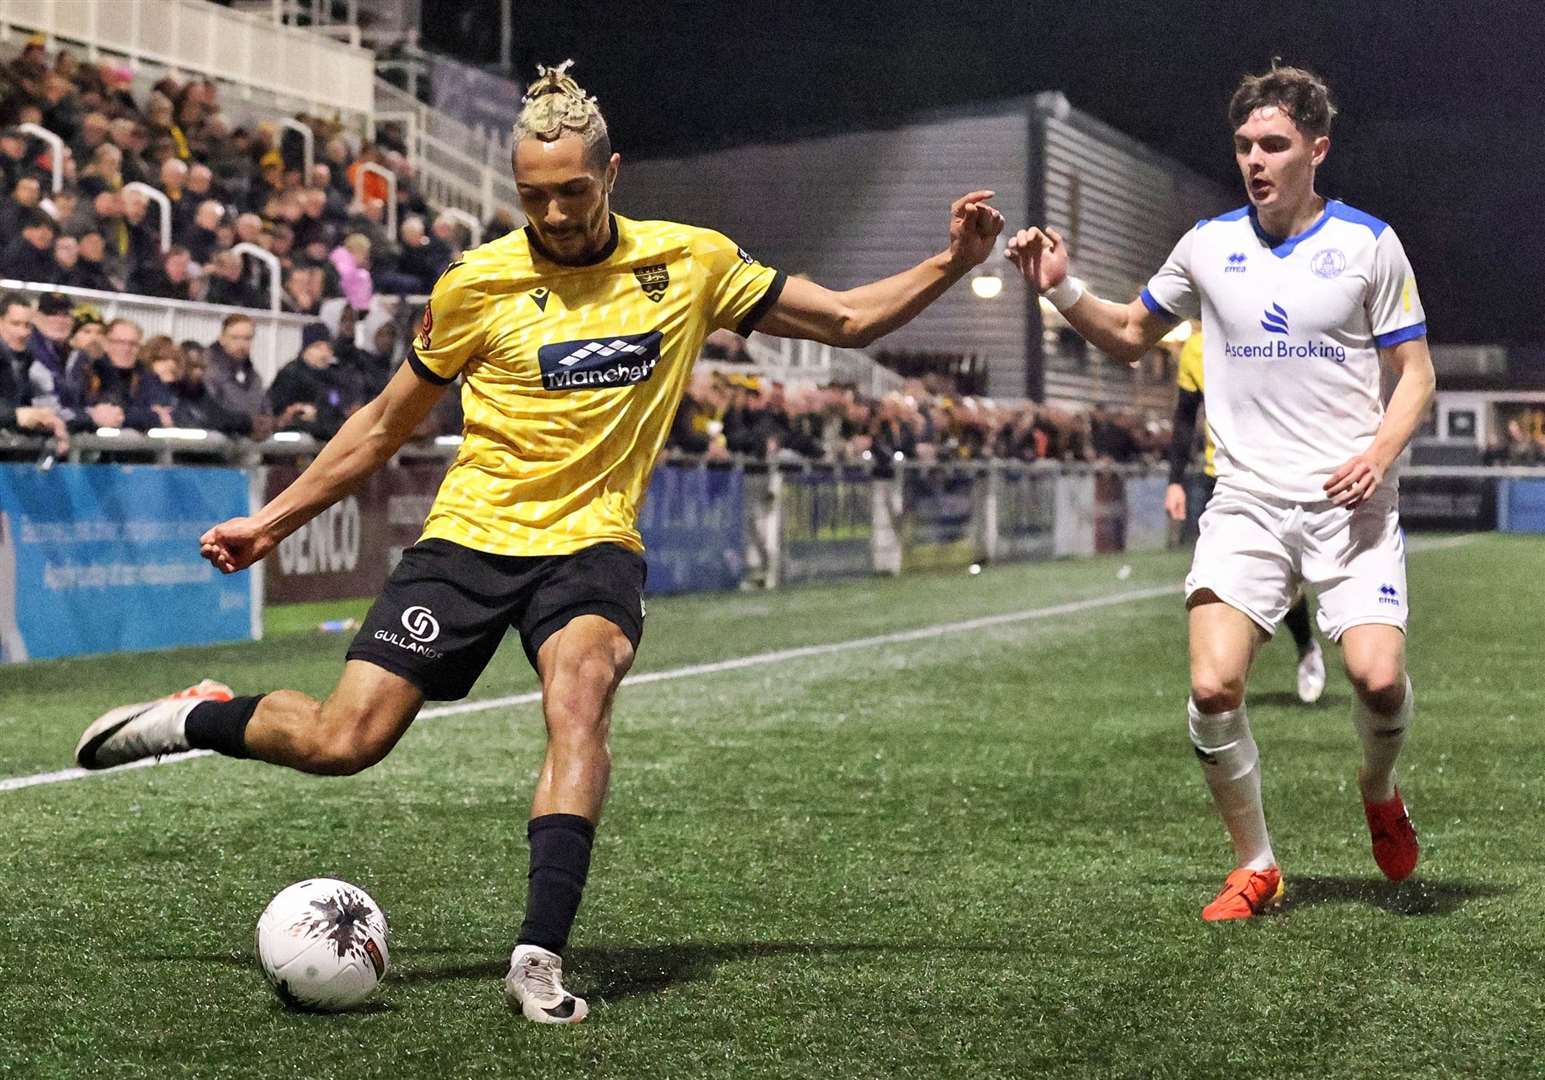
[512,60,611,169]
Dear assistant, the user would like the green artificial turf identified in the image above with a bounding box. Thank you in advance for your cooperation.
[2,535,1541,1078]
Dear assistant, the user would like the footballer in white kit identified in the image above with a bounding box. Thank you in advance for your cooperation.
[1005,64,1436,920]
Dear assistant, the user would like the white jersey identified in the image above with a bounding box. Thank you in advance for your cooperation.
[1142,199,1426,503]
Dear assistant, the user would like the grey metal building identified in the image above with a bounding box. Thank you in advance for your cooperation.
[616,92,1232,404]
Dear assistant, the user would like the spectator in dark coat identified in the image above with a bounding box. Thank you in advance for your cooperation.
[0,208,58,282]
[203,313,270,434]
[203,249,263,309]
[134,244,196,301]
[70,230,118,291]
[267,321,356,440]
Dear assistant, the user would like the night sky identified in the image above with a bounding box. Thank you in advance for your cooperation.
[426,1,1544,346]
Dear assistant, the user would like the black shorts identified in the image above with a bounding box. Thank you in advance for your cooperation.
[345,539,647,700]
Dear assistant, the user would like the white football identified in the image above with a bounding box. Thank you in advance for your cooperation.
[255,878,390,1011]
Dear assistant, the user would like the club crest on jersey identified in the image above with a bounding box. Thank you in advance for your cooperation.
[530,287,550,312]
[1311,248,1347,279]
[633,263,670,302]
[537,331,664,391]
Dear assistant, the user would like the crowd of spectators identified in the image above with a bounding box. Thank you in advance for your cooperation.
[667,336,1170,467]
[1484,411,1545,465]
[0,37,498,311]
[0,289,457,450]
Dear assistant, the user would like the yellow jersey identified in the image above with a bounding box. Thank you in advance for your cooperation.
[1176,332,1216,478]
[410,214,784,556]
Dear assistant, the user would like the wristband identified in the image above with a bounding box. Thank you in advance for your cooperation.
[1042,276,1086,312]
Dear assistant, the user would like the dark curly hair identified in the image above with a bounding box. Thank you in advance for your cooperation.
[1228,63,1337,137]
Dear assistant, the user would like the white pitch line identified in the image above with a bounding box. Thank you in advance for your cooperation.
[0,533,1479,796]
[0,584,1179,794]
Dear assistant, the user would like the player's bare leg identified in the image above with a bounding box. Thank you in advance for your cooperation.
[240,662,425,774]
[76,660,423,775]
[506,614,636,1024]
[1188,593,1282,920]
[1340,623,1418,880]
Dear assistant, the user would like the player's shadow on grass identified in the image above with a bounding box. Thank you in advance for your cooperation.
[1249,690,1346,710]
[394,941,1025,1001]
[1279,874,1510,917]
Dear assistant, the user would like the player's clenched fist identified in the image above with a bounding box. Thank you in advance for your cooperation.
[199,517,275,575]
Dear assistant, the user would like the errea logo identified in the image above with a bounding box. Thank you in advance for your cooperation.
[1378,584,1401,606]
[1225,252,1248,273]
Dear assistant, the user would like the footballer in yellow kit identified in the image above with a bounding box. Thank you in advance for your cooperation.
[77,59,1005,1024]
[410,214,783,558]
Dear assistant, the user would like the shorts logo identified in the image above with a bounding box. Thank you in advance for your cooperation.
[538,331,663,391]
[1311,248,1347,279]
[401,605,440,642]
[1378,583,1401,606]
[632,263,669,302]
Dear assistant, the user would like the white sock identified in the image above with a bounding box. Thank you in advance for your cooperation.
[1188,699,1275,870]
[1353,674,1412,803]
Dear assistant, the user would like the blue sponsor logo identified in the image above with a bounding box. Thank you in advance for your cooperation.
[1260,302,1290,335]
[1378,583,1401,606]
[1225,252,1248,273]
[537,331,663,391]
[1311,248,1347,279]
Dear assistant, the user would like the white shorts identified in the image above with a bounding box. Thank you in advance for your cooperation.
[1184,484,1408,641]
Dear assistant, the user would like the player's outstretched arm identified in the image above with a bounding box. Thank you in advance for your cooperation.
[1003,226,1172,365]
[199,365,447,574]
[1324,337,1436,509]
[753,190,1004,348]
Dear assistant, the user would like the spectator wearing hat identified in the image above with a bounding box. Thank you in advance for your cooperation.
[24,292,88,425]
[267,321,355,440]
[62,307,118,427]
[0,208,58,282]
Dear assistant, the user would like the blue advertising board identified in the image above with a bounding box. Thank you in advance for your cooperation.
[637,464,744,594]
[1500,478,1545,533]
[0,464,253,663]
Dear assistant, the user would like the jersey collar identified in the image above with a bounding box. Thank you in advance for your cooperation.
[1250,199,1335,258]
[524,214,621,267]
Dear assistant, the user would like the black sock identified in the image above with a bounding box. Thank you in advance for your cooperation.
[1283,597,1314,653]
[185,695,263,759]
[517,813,595,956]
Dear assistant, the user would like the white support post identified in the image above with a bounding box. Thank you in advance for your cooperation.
[438,206,483,249]
[123,182,172,253]
[16,124,63,193]
[231,242,284,374]
[355,162,398,238]
[279,118,315,179]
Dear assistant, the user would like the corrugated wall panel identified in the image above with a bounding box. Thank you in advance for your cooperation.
[619,105,1033,397]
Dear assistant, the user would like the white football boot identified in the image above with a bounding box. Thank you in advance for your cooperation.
[504,944,588,1024]
[1296,639,1326,705]
[74,680,234,770]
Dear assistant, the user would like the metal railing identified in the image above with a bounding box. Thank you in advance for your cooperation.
[0,277,311,380]
[0,0,373,115]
